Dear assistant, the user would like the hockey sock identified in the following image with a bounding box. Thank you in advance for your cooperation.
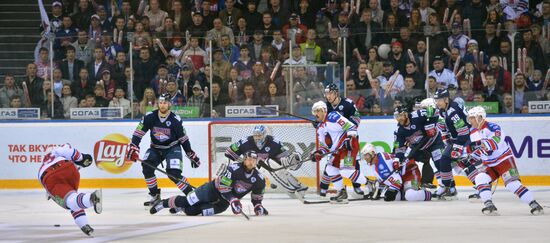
[145,176,159,194]
[404,189,431,201]
[66,192,92,211]
[421,161,434,184]
[175,176,192,195]
[352,162,362,188]
[71,209,88,228]
[326,165,344,190]
[319,170,330,194]
[464,164,480,185]
[475,173,492,202]
[506,180,534,205]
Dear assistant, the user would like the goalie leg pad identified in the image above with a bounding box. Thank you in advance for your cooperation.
[270,170,306,192]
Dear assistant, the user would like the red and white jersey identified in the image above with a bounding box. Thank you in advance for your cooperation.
[368,152,402,191]
[38,144,82,180]
[469,122,512,167]
[316,111,357,154]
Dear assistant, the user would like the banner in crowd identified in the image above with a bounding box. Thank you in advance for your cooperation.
[465,102,499,114]
[70,107,123,119]
[225,105,279,118]
[146,106,200,118]
[528,101,550,113]
[1,116,550,188]
[0,108,40,119]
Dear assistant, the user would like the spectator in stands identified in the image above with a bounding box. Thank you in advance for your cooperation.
[209,18,235,47]
[211,48,232,81]
[0,74,24,108]
[165,54,181,77]
[187,83,208,117]
[84,94,96,108]
[71,0,93,30]
[249,62,268,95]
[407,9,424,39]
[457,62,483,91]
[396,75,424,105]
[399,27,418,52]
[54,15,79,60]
[72,30,95,65]
[259,47,277,75]
[530,24,550,64]
[445,47,463,71]
[134,47,159,100]
[514,73,538,113]
[282,13,308,44]
[51,68,70,98]
[462,0,487,38]
[418,0,436,24]
[426,76,438,98]
[270,30,287,60]
[140,0,168,32]
[233,45,254,79]
[364,47,383,78]
[189,10,208,38]
[377,61,404,99]
[428,56,457,89]
[88,15,103,43]
[122,67,136,101]
[219,0,242,30]
[60,45,84,82]
[482,73,501,103]
[353,62,371,91]
[116,0,134,26]
[183,36,208,70]
[111,51,128,83]
[263,81,286,111]
[96,5,112,32]
[456,79,475,102]
[243,1,262,32]
[425,13,446,57]
[268,0,290,28]
[237,81,260,105]
[87,47,111,81]
[9,95,22,109]
[284,45,307,65]
[138,87,156,115]
[300,29,321,64]
[478,22,500,58]
[448,23,470,58]
[497,39,513,71]
[150,64,171,95]
[220,34,240,63]
[528,70,547,100]
[352,9,380,57]
[24,63,45,108]
[169,0,192,32]
[100,31,123,64]
[249,31,268,61]
[388,41,407,74]
[154,17,180,53]
[501,93,514,114]
[211,80,231,117]
[42,89,64,119]
[165,79,186,106]
[235,17,252,46]
[60,84,78,119]
[463,40,489,68]
[472,92,485,103]
[109,88,131,118]
[93,85,109,107]
[261,11,276,43]
[345,79,367,115]
[521,29,546,72]
[412,40,428,74]
[365,77,391,112]
[379,13,399,44]
[367,0,384,25]
[404,62,425,90]
[486,55,512,93]
[35,47,57,80]
[200,1,217,30]
[46,1,64,33]
[98,69,116,101]
[71,68,94,101]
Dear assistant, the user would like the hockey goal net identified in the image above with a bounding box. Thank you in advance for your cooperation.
[208,120,320,193]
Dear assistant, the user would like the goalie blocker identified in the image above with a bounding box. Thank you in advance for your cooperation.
[224,125,309,199]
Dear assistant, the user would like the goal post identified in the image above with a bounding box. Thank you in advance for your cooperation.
[208,120,321,193]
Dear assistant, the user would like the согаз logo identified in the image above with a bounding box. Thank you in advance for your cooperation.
[93,133,132,173]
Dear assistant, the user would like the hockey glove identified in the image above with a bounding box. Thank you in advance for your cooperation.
[80,154,93,167]
[311,120,320,129]
[126,144,140,162]
[187,151,201,168]
[450,144,464,159]
[384,189,398,201]
[346,130,358,138]
[254,204,269,216]
[229,198,242,215]
[309,150,324,162]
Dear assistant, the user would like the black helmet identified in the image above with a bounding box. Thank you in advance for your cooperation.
[324,83,339,93]
[434,89,449,99]
[158,93,171,102]
[394,105,410,115]
[244,151,258,159]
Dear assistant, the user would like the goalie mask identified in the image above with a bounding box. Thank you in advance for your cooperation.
[252,125,267,148]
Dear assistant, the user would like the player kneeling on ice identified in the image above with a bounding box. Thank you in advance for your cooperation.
[309,101,368,203]
[361,143,432,201]
[38,144,102,237]
[150,151,268,216]
[224,125,308,200]
[467,106,543,216]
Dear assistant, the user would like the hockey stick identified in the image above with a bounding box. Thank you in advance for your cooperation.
[240,210,250,220]
[260,105,317,123]
[136,158,196,190]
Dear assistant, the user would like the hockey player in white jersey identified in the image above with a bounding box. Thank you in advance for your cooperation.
[309,101,368,203]
[467,106,543,215]
[361,143,432,201]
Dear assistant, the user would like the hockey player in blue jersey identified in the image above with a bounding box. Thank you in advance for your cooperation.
[319,84,366,197]
[150,151,268,216]
[224,125,307,200]
[126,93,201,206]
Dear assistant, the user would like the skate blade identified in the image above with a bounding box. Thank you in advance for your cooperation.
[439,195,458,201]
[330,199,349,204]
[482,211,500,216]
[468,198,481,203]
[531,209,544,216]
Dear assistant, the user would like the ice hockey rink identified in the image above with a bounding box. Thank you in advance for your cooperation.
[1,187,550,243]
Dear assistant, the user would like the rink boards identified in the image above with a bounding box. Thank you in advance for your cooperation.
[1,116,550,188]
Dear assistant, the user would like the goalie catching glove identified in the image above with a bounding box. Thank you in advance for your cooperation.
[280,152,302,171]
[187,151,201,168]
[126,144,140,162]
[254,204,268,216]
[229,198,242,215]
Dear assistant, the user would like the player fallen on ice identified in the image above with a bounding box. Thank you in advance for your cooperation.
[319,84,367,197]
[126,93,201,207]
[309,101,368,203]
[466,106,543,216]
[38,144,102,236]
[361,143,433,201]
[224,125,308,200]
[150,151,268,216]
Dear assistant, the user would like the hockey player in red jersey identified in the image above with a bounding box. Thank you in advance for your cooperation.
[467,106,543,215]
[361,143,432,201]
[38,144,102,236]
[309,101,368,203]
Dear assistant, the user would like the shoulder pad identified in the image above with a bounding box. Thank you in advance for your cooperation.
[257,171,265,180]
[173,113,182,122]
[344,98,354,104]
[145,111,154,117]
[327,111,341,122]
[228,163,240,171]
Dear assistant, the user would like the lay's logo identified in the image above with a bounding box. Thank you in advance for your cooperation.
[93,133,133,174]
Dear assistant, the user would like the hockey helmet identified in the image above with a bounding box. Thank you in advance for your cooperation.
[393,105,410,119]
[311,101,327,115]
[244,150,258,159]
[420,98,436,109]
[433,89,450,99]
[361,143,377,164]
[158,93,172,103]
[324,83,339,93]
[252,125,267,148]
[467,106,486,120]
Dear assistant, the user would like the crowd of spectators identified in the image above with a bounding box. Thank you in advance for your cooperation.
[1,0,550,118]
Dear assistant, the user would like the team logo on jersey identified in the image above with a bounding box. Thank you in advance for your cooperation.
[265,147,270,152]
[93,133,133,174]
[152,127,171,142]
[166,121,171,126]
[411,125,416,129]
[234,181,252,193]
[251,177,256,183]
[339,105,343,110]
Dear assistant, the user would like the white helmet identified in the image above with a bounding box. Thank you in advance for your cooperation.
[419,98,436,109]
[311,101,327,115]
[361,143,376,156]
[467,106,486,120]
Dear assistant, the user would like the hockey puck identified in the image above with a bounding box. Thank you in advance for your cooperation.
[270,183,277,189]
[54,224,61,227]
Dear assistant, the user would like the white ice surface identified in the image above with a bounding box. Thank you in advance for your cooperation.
[1,187,550,243]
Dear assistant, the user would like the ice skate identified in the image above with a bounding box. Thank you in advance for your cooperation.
[330,187,349,204]
[353,186,364,197]
[438,187,458,201]
[143,189,161,206]
[169,207,183,214]
[481,200,499,216]
[530,201,544,216]
[80,224,94,237]
[468,193,481,203]
[91,189,102,214]
[421,182,436,189]
[149,199,166,215]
